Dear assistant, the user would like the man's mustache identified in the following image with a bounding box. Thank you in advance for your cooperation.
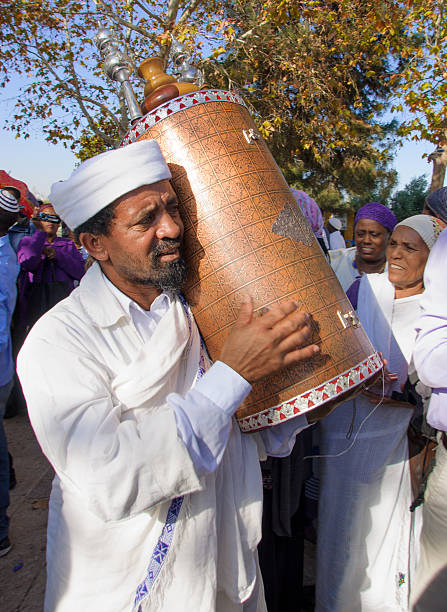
[152,238,183,257]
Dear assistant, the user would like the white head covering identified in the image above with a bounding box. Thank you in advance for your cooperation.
[0,188,20,213]
[50,140,172,229]
[328,217,342,230]
[395,214,446,251]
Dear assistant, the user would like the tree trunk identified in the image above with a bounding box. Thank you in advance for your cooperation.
[429,135,447,192]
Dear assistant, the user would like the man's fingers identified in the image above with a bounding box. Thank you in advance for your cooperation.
[277,325,313,354]
[283,344,320,367]
[257,300,300,328]
[270,310,311,342]
[234,295,254,328]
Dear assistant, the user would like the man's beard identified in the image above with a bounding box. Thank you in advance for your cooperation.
[119,238,188,292]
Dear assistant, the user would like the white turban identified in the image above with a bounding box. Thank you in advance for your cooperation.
[50,140,172,229]
[395,214,446,251]
[328,217,342,231]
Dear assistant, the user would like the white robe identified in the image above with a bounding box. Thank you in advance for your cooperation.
[317,273,422,612]
[328,230,346,250]
[17,263,267,612]
[329,246,359,291]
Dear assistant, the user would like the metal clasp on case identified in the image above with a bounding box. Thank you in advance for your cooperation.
[243,128,260,144]
[337,309,361,329]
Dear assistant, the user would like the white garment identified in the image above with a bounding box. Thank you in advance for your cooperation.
[316,273,422,612]
[411,228,447,609]
[414,227,447,430]
[329,230,346,250]
[18,263,281,612]
[410,440,447,611]
[329,246,359,291]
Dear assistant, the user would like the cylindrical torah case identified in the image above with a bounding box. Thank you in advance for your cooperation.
[122,89,382,431]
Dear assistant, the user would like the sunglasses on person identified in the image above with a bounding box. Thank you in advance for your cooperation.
[39,212,61,224]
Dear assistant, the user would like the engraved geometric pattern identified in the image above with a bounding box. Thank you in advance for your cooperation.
[122,90,380,426]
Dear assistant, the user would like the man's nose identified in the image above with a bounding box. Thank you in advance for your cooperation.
[156,210,181,240]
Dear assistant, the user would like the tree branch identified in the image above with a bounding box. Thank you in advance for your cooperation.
[28,43,119,146]
[177,0,201,26]
[132,0,165,26]
[96,0,155,39]
[165,0,181,28]
[60,19,119,144]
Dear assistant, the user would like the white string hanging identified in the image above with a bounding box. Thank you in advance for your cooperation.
[303,369,386,461]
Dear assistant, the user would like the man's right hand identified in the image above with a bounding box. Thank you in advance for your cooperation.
[219,296,319,384]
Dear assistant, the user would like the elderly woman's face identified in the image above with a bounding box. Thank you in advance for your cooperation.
[387,225,429,292]
[354,219,389,263]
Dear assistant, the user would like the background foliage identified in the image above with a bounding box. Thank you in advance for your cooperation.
[2,1,446,210]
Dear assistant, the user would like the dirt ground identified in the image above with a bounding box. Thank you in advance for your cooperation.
[1,411,52,612]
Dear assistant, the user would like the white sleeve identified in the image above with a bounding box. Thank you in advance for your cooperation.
[169,361,252,475]
[259,415,311,457]
[414,230,447,388]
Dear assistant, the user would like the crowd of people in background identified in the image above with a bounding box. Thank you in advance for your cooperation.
[1,161,446,612]
[0,170,85,559]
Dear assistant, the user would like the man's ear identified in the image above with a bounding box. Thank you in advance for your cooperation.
[79,233,109,261]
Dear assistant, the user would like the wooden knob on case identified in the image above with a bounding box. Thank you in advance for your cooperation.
[141,84,180,114]
[138,57,176,97]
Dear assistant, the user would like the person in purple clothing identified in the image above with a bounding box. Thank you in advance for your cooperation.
[16,202,85,331]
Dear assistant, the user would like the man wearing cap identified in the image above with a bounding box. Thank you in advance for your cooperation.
[17,140,319,611]
[0,187,21,557]
[326,217,346,250]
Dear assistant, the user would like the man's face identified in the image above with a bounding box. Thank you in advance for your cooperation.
[99,180,186,292]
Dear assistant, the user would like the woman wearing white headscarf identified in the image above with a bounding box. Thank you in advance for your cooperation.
[316,215,446,612]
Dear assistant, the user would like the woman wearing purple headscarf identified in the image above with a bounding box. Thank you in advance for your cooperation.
[330,202,398,291]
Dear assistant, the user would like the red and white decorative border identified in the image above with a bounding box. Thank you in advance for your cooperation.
[237,351,383,432]
[121,89,247,146]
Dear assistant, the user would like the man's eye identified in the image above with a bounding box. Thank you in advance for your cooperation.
[139,215,155,226]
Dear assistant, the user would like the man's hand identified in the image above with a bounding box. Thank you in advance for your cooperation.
[219,296,319,384]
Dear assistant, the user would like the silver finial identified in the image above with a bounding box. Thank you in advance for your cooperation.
[169,37,204,87]
[94,28,142,123]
